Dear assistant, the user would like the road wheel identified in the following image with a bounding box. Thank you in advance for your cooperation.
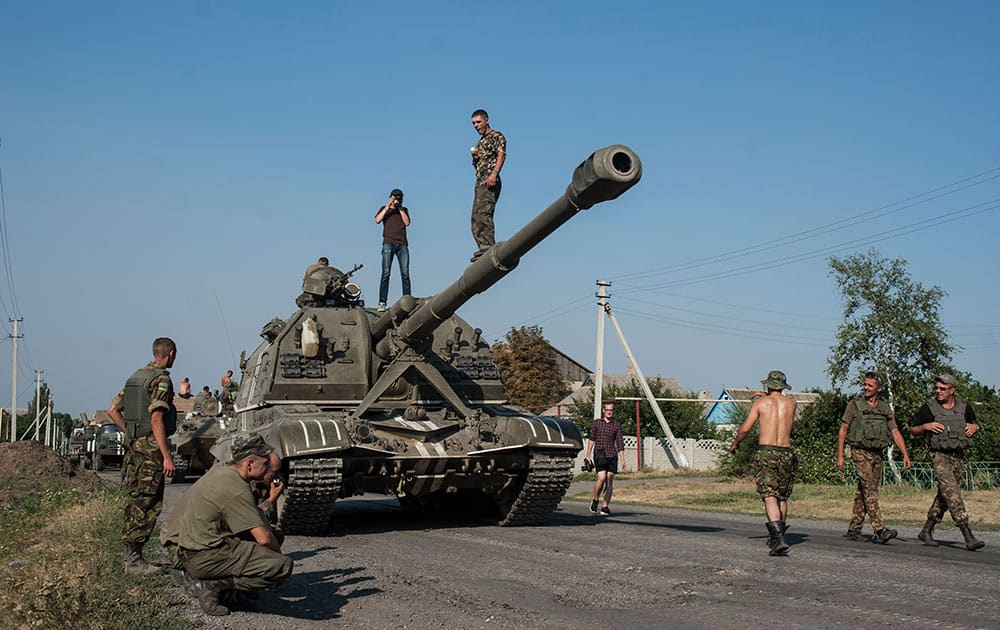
[94,452,105,471]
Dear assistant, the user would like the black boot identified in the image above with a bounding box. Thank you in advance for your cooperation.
[958,522,985,551]
[917,519,938,547]
[123,542,162,576]
[874,527,898,544]
[197,578,235,616]
[766,521,789,556]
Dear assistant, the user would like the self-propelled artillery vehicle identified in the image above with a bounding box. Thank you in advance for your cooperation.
[215,145,642,534]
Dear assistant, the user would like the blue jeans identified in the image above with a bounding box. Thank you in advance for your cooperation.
[379,243,410,304]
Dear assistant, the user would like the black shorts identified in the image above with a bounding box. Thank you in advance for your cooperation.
[596,456,618,474]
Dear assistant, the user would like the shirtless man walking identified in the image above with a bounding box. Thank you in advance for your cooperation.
[729,370,798,556]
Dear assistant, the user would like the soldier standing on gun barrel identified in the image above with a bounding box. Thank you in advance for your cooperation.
[911,373,985,551]
[469,108,506,262]
[836,371,912,544]
[730,370,798,556]
[106,336,178,575]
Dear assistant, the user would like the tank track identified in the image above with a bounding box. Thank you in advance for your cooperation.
[498,450,575,526]
[280,457,343,535]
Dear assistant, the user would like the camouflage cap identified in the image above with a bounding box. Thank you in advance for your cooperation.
[761,370,791,391]
[229,432,274,462]
[935,373,958,387]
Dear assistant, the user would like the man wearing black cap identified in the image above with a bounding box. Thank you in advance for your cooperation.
[374,188,411,312]
[730,370,798,556]
[161,432,293,615]
[911,373,985,551]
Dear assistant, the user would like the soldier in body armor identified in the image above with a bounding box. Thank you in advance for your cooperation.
[910,373,985,551]
[106,337,178,575]
[836,371,912,544]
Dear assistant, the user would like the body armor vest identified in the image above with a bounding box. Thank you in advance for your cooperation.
[122,366,177,440]
[846,398,892,449]
[926,398,972,451]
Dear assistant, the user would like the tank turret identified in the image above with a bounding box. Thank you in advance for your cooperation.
[217,145,641,534]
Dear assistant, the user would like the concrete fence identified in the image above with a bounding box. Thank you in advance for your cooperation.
[574,436,726,472]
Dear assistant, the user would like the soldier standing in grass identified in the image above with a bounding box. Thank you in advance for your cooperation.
[106,336,178,575]
[910,373,985,551]
[729,370,798,556]
[836,371,912,544]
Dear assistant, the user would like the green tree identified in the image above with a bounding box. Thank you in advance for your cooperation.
[827,249,953,425]
[568,378,716,440]
[491,326,570,415]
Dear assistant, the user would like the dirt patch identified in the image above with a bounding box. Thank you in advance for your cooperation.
[0,440,106,511]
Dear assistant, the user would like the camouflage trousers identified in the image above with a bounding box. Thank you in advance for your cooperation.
[122,435,165,545]
[182,537,293,592]
[927,450,969,526]
[848,447,885,531]
[471,176,501,250]
[754,446,798,501]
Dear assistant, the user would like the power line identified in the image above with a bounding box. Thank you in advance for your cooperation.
[0,143,22,318]
[612,166,1000,283]
[613,306,831,347]
[617,198,1000,292]
[617,295,833,332]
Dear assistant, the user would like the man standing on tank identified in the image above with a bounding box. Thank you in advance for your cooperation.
[374,188,411,312]
[584,401,625,516]
[469,109,506,262]
[836,371,912,544]
[106,336,178,575]
[729,370,798,556]
[911,373,985,551]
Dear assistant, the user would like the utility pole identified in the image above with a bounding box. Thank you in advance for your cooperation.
[33,369,43,441]
[591,283,690,469]
[592,280,611,422]
[9,318,22,442]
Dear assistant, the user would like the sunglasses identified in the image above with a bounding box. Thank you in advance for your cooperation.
[934,385,953,391]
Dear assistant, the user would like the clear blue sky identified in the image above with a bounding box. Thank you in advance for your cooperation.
[1,1,998,417]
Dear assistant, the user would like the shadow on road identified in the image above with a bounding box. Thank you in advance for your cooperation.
[259,566,381,621]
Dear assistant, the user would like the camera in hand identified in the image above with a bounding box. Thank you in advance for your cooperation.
[581,458,594,472]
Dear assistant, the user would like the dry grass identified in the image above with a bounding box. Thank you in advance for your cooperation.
[570,478,1000,530]
[0,484,187,629]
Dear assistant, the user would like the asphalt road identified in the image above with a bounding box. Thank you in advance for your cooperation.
[150,477,1000,630]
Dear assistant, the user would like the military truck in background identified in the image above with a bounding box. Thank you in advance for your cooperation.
[68,413,127,470]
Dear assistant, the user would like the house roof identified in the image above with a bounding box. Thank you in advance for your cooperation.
[702,387,820,424]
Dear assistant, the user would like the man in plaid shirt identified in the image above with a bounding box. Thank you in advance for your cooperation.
[584,401,626,516]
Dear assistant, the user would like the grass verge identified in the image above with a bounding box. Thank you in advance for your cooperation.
[0,479,191,629]
[568,477,1000,531]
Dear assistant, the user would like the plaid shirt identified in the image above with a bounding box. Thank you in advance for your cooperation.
[588,419,624,456]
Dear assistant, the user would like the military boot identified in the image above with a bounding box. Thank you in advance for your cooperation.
[843,529,866,542]
[874,528,898,544]
[197,578,235,616]
[123,542,163,576]
[957,522,985,551]
[766,521,789,556]
[917,519,938,547]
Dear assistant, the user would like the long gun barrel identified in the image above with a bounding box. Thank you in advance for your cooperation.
[374,145,641,356]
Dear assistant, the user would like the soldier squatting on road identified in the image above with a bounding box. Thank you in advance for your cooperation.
[161,432,293,616]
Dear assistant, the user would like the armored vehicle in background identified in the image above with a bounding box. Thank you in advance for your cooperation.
[168,397,226,483]
[216,146,642,534]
